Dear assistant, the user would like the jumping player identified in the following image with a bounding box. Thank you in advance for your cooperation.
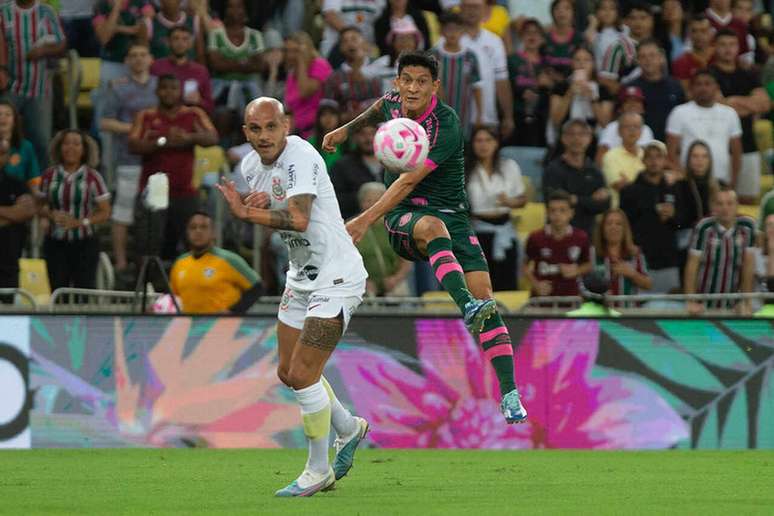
[322,51,528,424]
[217,98,369,497]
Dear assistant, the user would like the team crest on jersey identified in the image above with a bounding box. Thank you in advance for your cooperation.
[398,213,412,227]
[272,177,285,201]
[280,289,292,311]
[568,246,581,261]
[203,267,215,278]
[541,248,552,258]
[245,174,254,183]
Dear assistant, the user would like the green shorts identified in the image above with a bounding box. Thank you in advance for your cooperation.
[383,208,489,273]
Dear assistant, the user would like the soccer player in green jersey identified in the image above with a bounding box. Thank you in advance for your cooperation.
[323,51,527,424]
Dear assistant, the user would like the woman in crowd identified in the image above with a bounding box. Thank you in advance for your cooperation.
[308,100,344,171]
[0,101,40,192]
[283,31,332,138]
[375,0,430,56]
[659,0,687,62]
[465,126,527,291]
[592,208,652,295]
[674,141,718,274]
[40,130,111,292]
[585,0,624,72]
[544,0,585,79]
[548,45,613,147]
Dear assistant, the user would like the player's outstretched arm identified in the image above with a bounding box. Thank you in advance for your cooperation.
[217,179,313,231]
[322,98,386,152]
[346,163,434,243]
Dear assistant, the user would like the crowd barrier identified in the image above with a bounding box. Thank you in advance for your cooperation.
[0,314,771,450]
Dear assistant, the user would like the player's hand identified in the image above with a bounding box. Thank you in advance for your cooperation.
[345,215,370,244]
[560,263,579,279]
[534,280,552,296]
[216,178,247,220]
[243,191,270,209]
[686,300,704,316]
[611,261,635,278]
[322,127,348,153]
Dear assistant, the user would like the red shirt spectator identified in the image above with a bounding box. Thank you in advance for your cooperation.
[526,225,591,296]
[705,3,750,60]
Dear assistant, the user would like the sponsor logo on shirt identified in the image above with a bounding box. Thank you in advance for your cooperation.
[398,213,412,227]
[540,247,552,258]
[280,289,292,311]
[568,246,581,262]
[203,267,215,278]
[287,164,296,190]
[299,265,320,281]
[280,232,311,248]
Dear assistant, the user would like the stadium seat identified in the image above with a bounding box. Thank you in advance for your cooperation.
[60,51,101,129]
[194,145,228,188]
[512,202,546,238]
[420,290,457,312]
[18,258,51,306]
[500,146,546,201]
[738,204,759,219]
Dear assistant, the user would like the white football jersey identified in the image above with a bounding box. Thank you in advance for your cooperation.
[238,136,368,292]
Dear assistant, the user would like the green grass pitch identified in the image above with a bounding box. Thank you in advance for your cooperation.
[1,449,773,515]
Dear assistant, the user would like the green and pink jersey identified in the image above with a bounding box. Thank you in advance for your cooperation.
[0,1,65,98]
[379,91,468,214]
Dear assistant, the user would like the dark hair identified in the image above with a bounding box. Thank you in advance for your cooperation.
[51,129,93,167]
[689,13,710,25]
[561,117,592,135]
[625,1,652,17]
[519,17,546,37]
[636,38,664,54]
[339,25,362,38]
[593,208,639,260]
[126,40,151,53]
[397,51,439,81]
[551,0,573,21]
[547,189,573,206]
[217,0,246,22]
[0,100,23,148]
[691,68,716,84]
[570,45,598,80]
[168,24,193,37]
[312,102,341,151]
[464,125,502,183]
[714,27,739,41]
[157,74,181,85]
[438,11,465,27]
[188,210,212,225]
[684,140,719,220]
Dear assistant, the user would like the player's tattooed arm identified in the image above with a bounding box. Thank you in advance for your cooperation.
[298,316,343,352]
[244,193,314,231]
[343,97,386,136]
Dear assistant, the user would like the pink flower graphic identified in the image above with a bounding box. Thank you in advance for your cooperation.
[333,319,688,449]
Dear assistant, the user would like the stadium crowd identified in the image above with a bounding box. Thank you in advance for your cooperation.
[1,0,774,313]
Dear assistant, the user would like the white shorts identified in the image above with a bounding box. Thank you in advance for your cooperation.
[111,165,142,224]
[737,152,761,199]
[277,281,365,332]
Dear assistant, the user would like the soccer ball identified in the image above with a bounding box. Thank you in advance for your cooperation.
[373,118,430,172]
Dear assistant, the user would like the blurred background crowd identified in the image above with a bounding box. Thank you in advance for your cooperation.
[1,0,774,314]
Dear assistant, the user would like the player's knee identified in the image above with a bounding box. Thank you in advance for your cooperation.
[415,216,449,241]
[286,364,317,390]
[276,365,291,387]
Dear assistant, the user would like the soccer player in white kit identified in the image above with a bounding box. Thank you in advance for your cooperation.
[217,98,369,497]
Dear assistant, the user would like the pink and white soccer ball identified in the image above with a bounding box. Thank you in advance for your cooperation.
[152,294,181,313]
[373,118,430,172]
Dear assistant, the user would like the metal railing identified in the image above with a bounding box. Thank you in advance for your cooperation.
[49,288,162,313]
[0,288,37,311]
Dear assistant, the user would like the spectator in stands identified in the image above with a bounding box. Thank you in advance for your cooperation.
[466,126,526,291]
[548,46,613,148]
[59,0,100,58]
[0,101,40,191]
[672,15,715,95]
[705,0,752,64]
[525,189,592,298]
[146,0,204,61]
[385,17,424,72]
[596,86,654,163]
[355,182,413,297]
[598,2,655,92]
[151,25,214,114]
[284,31,333,138]
[458,0,514,139]
[309,101,344,171]
[93,0,150,85]
[674,141,719,274]
[0,0,66,169]
[620,140,679,293]
[0,138,36,300]
[40,130,111,292]
[543,119,611,236]
[592,208,652,295]
[760,185,774,232]
[760,214,774,287]
[660,0,687,62]
[585,0,623,73]
[208,0,273,145]
[543,0,585,79]
[324,26,387,124]
[100,42,159,276]
[710,29,770,205]
[331,125,383,220]
[666,70,742,190]
[506,18,551,147]
[481,0,510,41]
[128,74,218,261]
[375,0,431,57]
[684,186,756,315]
[602,112,644,207]
[320,0,384,60]
[238,0,303,38]
[430,12,482,139]
[170,211,262,313]
[627,39,685,142]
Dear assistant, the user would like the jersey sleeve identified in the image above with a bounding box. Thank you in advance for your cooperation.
[426,112,462,170]
[286,147,321,198]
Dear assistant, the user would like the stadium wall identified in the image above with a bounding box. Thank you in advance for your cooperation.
[0,315,772,449]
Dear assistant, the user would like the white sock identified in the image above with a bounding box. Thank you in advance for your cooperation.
[293,381,331,476]
[321,376,358,438]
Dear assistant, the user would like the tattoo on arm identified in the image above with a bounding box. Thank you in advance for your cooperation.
[266,194,314,231]
[345,98,385,136]
[298,316,343,352]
